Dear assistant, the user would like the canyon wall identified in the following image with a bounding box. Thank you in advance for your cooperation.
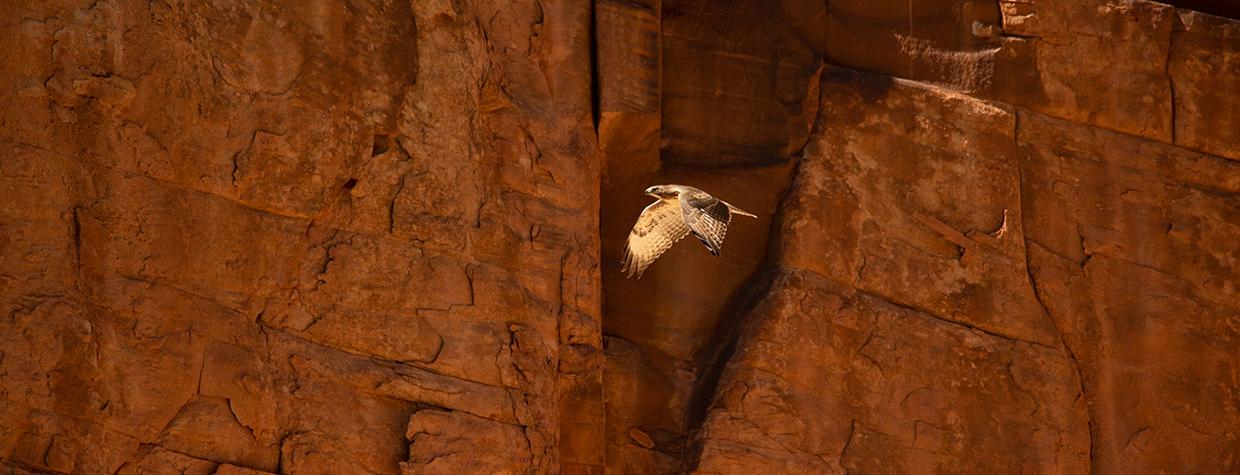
[1,0,602,473]
[2,0,1237,474]
[688,1,1240,473]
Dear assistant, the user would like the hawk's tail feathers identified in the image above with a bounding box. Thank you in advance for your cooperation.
[724,202,757,218]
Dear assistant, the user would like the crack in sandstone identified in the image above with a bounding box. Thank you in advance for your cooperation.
[1083,249,1239,312]
[68,206,82,274]
[501,324,530,386]
[838,419,858,468]
[311,232,347,290]
[6,401,147,447]
[388,173,408,234]
[79,157,314,222]
[1014,109,1095,470]
[1123,425,1152,452]
[228,128,285,187]
[262,321,499,392]
[413,264,475,317]
[855,327,884,377]
[854,284,1055,350]
[124,444,222,474]
[1165,18,1178,146]
[106,274,246,316]
[59,154,503,259]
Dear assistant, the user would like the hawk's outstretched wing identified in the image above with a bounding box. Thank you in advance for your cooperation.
[622,199,690,278]
[679,190,733,256]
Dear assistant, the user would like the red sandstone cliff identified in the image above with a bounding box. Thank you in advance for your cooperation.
[1,0,1237,473]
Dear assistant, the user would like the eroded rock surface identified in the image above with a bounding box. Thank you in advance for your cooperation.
[692,45,1239,475]
[2,0,600,473]
[2,0,1237,473]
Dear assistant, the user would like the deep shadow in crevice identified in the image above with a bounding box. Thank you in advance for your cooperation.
[679,148,814,473]
[678,58,830,473]
[589,0,601,133]
[1165,0,1240,20]
[597,0,825,471]
[680,265,781,473]
[821,66,896,103]
[371,133,390,156]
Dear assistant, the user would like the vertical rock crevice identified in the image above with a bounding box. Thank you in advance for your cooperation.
[679,266,779,473]
[596,0,824,471]
[1014,109,1096,472]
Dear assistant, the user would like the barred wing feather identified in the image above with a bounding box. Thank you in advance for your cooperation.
[681,199,732,256]
[622,199,690,278]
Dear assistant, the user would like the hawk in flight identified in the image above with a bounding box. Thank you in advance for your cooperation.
[621,185,757,278]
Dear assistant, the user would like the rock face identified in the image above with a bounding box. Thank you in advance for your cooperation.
[1,0,1237,474]
[1,0,600,473]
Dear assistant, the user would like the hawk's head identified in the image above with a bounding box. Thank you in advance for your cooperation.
[644,185,679,200]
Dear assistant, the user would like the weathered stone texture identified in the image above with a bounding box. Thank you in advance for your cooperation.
[691,55,1239,475]
[2,0,600,473]
[2,0,1238,473]
[1019,110,1240,472]
[696,271,1088,473]
[1170,10,1240,160]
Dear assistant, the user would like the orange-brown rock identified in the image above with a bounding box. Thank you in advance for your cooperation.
[2,0,1238,473]
[2,0,600,473]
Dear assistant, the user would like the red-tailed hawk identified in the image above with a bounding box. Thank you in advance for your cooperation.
[621,185,757,278]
